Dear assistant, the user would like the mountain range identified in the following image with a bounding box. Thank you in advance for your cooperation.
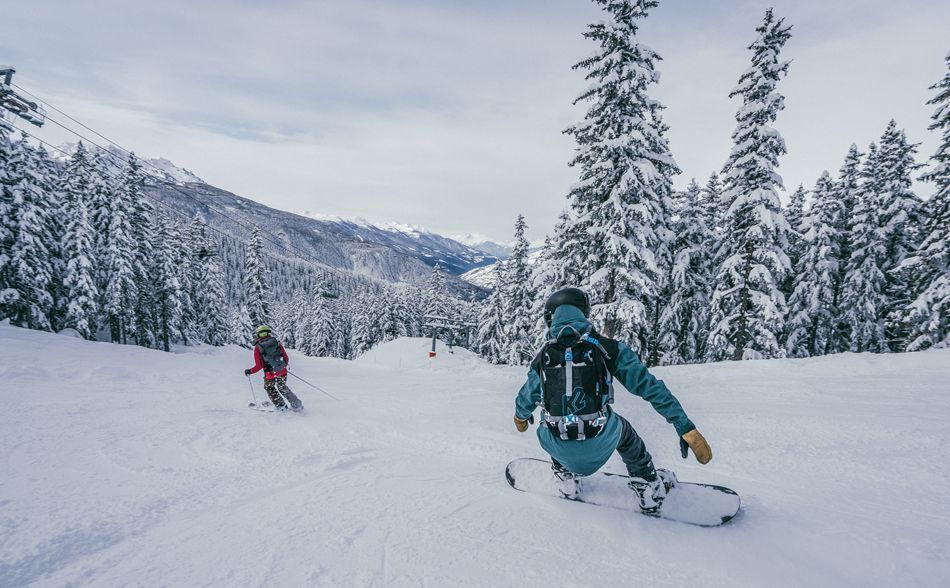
[56,144,509,296]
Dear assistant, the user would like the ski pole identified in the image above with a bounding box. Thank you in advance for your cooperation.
[287,370,340,401]
[246,375,259,404]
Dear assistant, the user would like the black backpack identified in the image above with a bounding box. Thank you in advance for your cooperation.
[531,326,618,441]
[256,336,287,373]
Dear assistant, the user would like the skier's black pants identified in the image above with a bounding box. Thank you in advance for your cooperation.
[264,376,303,410]
[614,413,656,480]
[550,413,656,480]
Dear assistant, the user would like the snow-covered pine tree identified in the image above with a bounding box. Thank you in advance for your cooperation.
[303,280,334,356]
[233,303,254,346]
[243,226,271,329]
[350,290,382,356]
[786,185,807,256]
[380,286,409,343]
[548,210,586,292]
[707,9,793,362]
[198,237,230,346]
[0,124,14,321]
[780,184,808,306]
[475,264,508,364]
[275,289,302,349]
[700,172,724,240]
[399,284,423,338]
[531,211,581,348]
[840,142,888,352]
[564,0,678,361]
[458,292,481,350]
[87,149,114,306]
[658,179,712,364]
[0,137,55,330]
[423,265,451,320]
[151,210,184,352]
[786,171,844,357]
[102,159,138,344]
[832,144,864,350]
[60,144,99,339]
[330,297,352,359]
[123,154,158,348]
[182,215,208,343]
[29,144,67,332]
[874,120,923,350]
[903,193,950,351]
[902,53,950,350]
[529,235,557,349]
[504,215,535,365]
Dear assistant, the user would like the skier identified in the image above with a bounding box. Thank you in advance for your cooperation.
[513,287,712,513]
[244,325,304,412]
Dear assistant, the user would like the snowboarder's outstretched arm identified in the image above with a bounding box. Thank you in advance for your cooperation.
[514,369,541,422]
[613,343,711,463]
[513,370,540,432]
[612,343,694,436]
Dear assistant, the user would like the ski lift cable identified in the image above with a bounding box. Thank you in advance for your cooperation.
[13,86,350,280]
[10,123,242,244]
[6,83,362,286]
[12,82,130,153]
[9,121,352,286]
[5,90,375,289]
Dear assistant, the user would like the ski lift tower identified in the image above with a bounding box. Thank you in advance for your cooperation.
[0,67,47,128]
[423,315,476,358]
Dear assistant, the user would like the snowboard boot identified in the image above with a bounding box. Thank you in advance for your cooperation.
[552,462,580,499]
[628,469,677,514]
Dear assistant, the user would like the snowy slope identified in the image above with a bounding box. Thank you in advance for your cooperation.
[1,324,949,586]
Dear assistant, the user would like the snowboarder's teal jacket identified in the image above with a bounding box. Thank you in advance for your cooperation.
[514,305,695,476]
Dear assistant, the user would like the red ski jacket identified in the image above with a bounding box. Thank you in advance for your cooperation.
[247,339,289,380]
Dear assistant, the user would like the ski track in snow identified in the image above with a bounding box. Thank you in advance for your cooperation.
[1,324,949,587]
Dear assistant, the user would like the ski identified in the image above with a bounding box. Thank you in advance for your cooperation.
[248,401,276,413]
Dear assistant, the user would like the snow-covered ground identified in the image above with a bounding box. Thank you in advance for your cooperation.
[1,324,949,587]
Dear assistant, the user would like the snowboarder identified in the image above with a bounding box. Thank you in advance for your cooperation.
[513,287,712,513]
[244,325,304,412]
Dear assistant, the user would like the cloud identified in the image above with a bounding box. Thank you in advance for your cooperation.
[5,0,948,242]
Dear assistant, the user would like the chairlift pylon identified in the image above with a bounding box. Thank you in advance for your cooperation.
[0,67,46,127]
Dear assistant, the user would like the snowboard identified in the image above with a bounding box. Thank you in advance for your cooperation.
[505,458,741,527]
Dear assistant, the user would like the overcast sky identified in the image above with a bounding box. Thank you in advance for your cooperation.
[5,0,948,242]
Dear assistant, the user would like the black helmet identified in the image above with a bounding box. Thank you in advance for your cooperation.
[544,287,590,327]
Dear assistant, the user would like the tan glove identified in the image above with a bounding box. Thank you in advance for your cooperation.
[681,429,712,464]
[514,415,533,432]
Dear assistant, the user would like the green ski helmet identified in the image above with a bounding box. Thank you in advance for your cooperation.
[255,325,272,338]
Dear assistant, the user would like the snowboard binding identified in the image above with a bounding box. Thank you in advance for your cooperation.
[628,469,677,515]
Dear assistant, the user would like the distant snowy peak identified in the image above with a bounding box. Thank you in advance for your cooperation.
[53,142,205,185]
[295,211,502,275]
[451,233,514,259]
[461,249,543,289]
[144,157,205,185]
[300,211,508,263]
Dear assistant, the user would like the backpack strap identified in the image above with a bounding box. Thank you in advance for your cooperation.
[562,345,583,440]
[581,332,615,405]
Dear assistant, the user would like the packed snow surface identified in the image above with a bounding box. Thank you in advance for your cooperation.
[1,324,949,586]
